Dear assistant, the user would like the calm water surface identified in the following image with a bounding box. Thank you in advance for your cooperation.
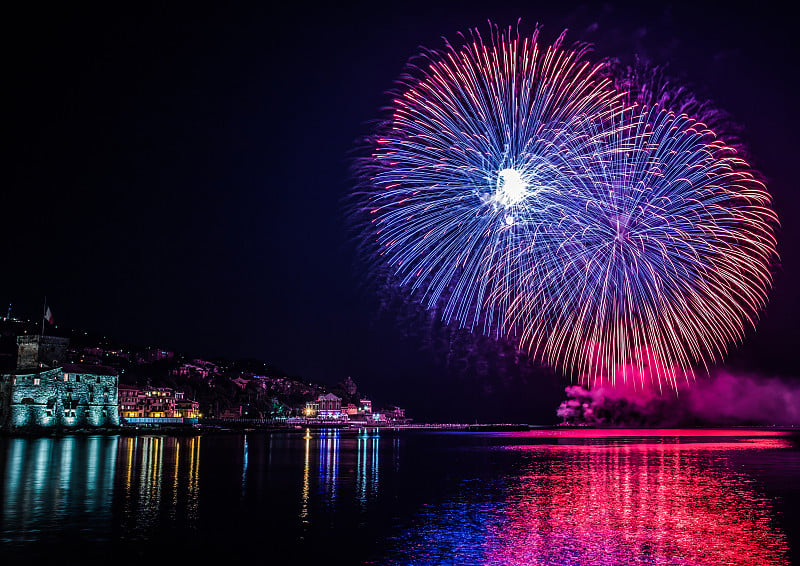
[0,429,798,565]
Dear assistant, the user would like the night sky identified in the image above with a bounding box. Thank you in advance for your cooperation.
[5,2,799,422]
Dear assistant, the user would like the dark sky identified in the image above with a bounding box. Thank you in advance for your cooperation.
[5,2,799,422]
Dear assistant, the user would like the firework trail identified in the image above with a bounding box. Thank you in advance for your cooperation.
[357,24,778,389]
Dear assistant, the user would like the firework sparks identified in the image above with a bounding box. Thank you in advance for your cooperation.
[357,24,778,389]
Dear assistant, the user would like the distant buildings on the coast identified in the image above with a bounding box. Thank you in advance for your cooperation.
[298,393,408,425]
[0,316,410,430]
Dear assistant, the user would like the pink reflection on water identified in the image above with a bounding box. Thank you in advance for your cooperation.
[488,430,792,565]
[504,428,791,439]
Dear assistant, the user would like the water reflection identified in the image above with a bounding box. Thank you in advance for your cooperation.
[116,435,201,537]
[357,429,380,506]
[497,442,790,565]
[300,428,384,507]
[1,430,795,565]
[1,436,118,543]
[241,434,248,497]
[383,431,793,566]
[318,429,340,504]
[300,429,311,522]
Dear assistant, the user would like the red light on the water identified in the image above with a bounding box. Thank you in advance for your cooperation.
[488,432,791,565]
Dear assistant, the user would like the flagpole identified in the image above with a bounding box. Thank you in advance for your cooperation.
[41,296,46,337]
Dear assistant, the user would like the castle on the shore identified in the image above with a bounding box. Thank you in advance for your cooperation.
[0,335,119,430]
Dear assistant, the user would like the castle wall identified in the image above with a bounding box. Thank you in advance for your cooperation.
[1,367,119,430]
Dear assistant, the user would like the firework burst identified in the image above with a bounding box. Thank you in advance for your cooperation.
[356,24,778,389]
[511,104,778,389]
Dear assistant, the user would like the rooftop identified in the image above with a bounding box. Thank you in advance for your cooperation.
[61,363,119,376]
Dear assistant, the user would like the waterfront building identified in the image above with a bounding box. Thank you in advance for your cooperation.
[317,392,342,418]
[119,384,141,418]
[360,399,372,415]
[303,401,319,418]
[0,336,119,429]
[174,392,201,418]
[117,385,201,419]
[294,394,411,425]
[384,406,407,422]
[140,387,176,417]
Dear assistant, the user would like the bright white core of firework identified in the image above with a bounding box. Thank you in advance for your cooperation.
[494,168,529,207]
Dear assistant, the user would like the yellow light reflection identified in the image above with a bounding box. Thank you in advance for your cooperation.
[300,431,310,523]
[117,434,202,533]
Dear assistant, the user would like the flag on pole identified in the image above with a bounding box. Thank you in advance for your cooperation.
[44,306,55,325]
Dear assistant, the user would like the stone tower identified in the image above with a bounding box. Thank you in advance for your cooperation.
[16,335,69,369]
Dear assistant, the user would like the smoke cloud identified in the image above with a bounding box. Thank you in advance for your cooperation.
[557,371,800,426]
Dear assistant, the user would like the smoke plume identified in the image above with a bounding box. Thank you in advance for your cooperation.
[557,371,800,426]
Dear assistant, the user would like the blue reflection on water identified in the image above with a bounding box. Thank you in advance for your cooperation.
[1,436,117,545]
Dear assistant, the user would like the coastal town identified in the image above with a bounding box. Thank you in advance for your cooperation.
[0,313,410,431]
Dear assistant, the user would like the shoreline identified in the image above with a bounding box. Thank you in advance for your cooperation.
[1,422,797,438]
[0,422,532,437]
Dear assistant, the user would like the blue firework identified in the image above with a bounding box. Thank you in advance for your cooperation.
[358,24,778,389]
